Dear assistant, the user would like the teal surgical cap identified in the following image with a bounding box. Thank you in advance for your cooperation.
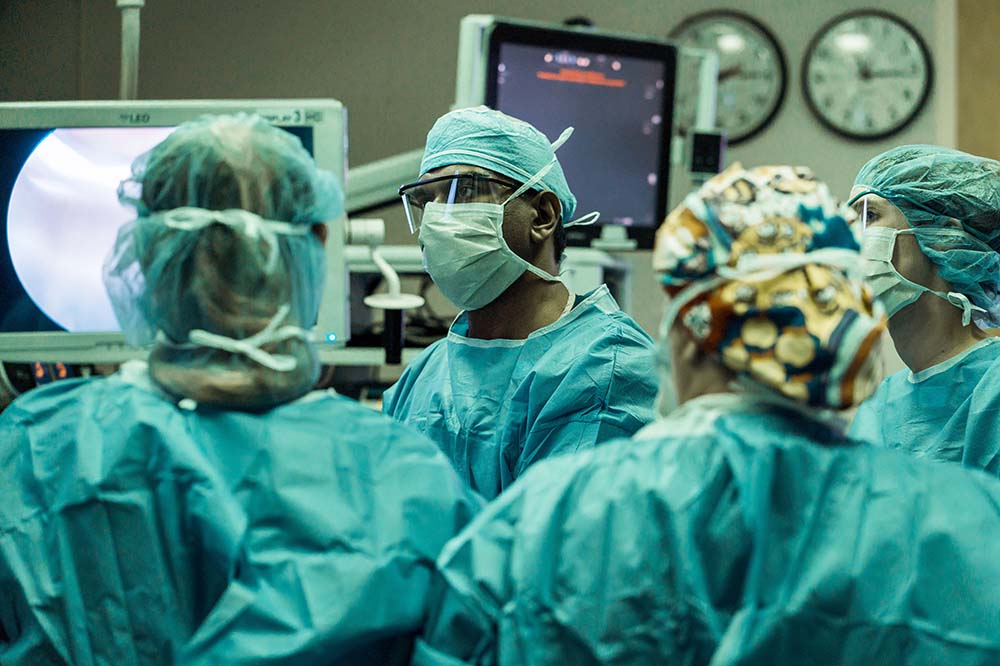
[852,144,1000,244]
[419,106,578,221]
[121,113,344,225]
[852,144,1000,327]
[105,115,344,407]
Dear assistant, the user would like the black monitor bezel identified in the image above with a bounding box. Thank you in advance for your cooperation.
[485,21,677,250]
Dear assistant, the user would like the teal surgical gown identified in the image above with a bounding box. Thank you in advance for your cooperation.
[414,393,1000,665]
[382,286,658,499]
[850,336,1000,474]
[0,361,482,665]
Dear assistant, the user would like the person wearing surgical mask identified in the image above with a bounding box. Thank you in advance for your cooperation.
[0,114,481,665]
[383,106,658,499]
[849,145,1000,473]
[411,166,1000,665]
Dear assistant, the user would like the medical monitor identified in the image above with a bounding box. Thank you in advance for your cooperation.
[0,100,349,363]
[455,16,677,249]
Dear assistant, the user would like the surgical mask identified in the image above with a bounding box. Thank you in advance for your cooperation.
[861,226,986,325]
[418,163,598,311]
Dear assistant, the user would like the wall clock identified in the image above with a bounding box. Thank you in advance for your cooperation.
[671,11,787,144]
[802,10,933,140]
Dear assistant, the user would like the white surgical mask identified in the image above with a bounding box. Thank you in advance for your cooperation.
[418,163,598,311]
[861,226,985,325]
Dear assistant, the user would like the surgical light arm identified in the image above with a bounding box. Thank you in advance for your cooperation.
[345,149,424,216]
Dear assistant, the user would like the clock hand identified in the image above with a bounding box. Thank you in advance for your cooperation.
[868,69,915,78]
[855,58,873,81]
[718,65,743,82]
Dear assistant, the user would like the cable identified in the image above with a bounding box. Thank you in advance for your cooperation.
[117,0,145,100]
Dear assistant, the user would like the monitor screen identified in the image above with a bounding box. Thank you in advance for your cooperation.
[484,22,676,248]
[0,124,314,337]
[0,100,348,363]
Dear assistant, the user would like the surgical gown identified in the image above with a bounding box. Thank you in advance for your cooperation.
[383,286,658,499]
[850,336,1000,474]
[0,361,482,665]
[414,393,1000,665]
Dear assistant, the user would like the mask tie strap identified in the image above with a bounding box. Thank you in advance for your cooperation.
[945,292,987,327]
[564,211,600,228]
[500,126,574,206]
[549,126,574,151]
[183,305,309,372]
[501,160,556,205]
[161,207,310,273]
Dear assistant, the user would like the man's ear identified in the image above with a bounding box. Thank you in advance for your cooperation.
[671,322,699,363]
[671,315,713,367]
[529,191,561,244]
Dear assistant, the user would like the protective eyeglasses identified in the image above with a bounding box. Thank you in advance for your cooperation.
[398,173,523,233]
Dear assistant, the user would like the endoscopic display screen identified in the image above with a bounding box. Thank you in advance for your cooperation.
[0,125,312,334]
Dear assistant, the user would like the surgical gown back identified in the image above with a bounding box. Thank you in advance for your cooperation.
[414,394,1000,665]
[382,286,658,499]
[0,362,482,665]
[850,336,1000,474]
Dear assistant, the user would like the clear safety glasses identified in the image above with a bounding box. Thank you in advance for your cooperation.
[849,192,879,230]
[398,173,521,232]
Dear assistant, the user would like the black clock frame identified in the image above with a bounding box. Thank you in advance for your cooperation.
[670,10,789,145]
[802,9,934,142]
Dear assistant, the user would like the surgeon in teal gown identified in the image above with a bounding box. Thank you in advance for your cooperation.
[384,107,658,499]
[848,145,1000,474]
[412,165,1000,665]
[0,115,481,665]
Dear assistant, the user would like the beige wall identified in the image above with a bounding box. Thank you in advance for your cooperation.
[1,0,956,337]
[958,0,1000,159]
[0,1,82,99]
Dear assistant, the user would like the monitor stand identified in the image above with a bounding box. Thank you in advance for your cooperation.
[591,224,638,251]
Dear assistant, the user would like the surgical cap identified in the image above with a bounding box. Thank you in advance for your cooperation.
[419,106,577,221]
[104,114,345,409]
[852,144,1000,327]
[654,164,886,409]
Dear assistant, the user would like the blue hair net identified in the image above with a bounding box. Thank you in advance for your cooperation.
[852,144,1000,326]
[419,106,577,221]
[104,114,345,409]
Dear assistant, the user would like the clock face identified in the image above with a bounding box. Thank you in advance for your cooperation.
[803,11,933,140]
[671,11,787,144]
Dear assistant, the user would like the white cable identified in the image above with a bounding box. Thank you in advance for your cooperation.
[117,0,145,100]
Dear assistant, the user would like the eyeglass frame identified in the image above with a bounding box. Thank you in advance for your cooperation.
[398,172,526,203]
[398,171,541,233]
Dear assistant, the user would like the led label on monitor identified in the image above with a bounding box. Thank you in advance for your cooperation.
[257,108,308,124]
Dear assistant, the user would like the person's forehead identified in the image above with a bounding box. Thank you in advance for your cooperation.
[419,164,506,181]
[849,185,868,201]
[849,190,890,211]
